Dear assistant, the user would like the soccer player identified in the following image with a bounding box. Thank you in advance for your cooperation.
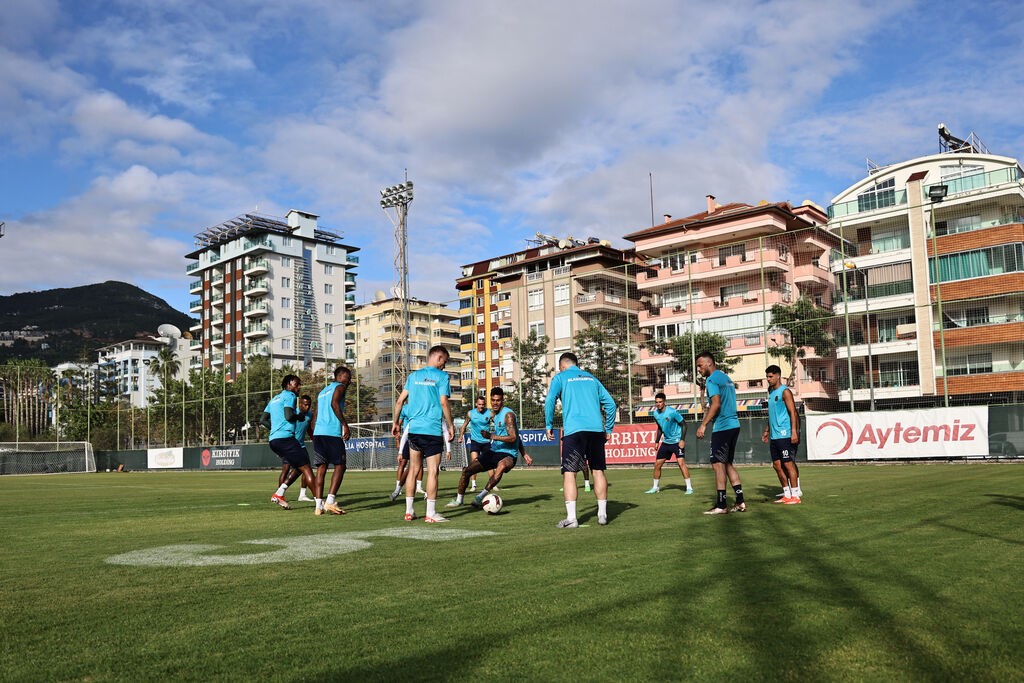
[261,375,320,512]
[646,392,694,495]
[545,352,616,528]
[391,345,455,523]
[763,365,802,504]
[696,352,745,515]
[278,395,315,502]
[447,387,532,509]
[458,395,492,493]
[310,367,351,516]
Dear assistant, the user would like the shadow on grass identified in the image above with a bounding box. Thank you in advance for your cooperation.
[984,493,1024,511]
[579,500,638,525]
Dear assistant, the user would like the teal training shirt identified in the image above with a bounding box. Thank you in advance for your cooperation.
[544,366,616,435]
[653,405,685,444]
[293,410,312,446]
[266,389,298,441]
[467,407,490,442]
[313,381,344,436]
[705,369,739,432]
[767,385,794,439]
[489,406,519,456]
[403,366,451,436]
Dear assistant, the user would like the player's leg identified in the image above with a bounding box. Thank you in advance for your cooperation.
[473,456,514,507]
[404,448,423,519]
[583,462,592,492]
[723,430,744,511]
[390,458,407,501]
[469,448,479,491]
[588,434,610,525]
[675,450,693,493]
[423,453,447,522]
[647,456,665,493]
[557,433,584,528]
[782,459,800,504]
[323,441,347,515]
[449,460,484,507]
[278,462,290,487]
[268,440,294,508]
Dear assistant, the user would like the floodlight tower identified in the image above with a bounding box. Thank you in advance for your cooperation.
[380,178,414,402]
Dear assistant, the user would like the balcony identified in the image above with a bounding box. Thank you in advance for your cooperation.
[574,291,635,313]
[189,321,202,332]
[244,323,269,339]
[189,279,203,293]
[684,248,791,282]
[244,302,269,318]
[186,262,201,273]
[793,379,836,400]
[345,293,356,304]
[828,190,909,220]
[189,298,203,312]
[344,332,355,342]
[210,333,224,347]
[792,264,833,288]
[248,343,270,356]
[210,273,225,287]
[640,381,700,401]
[189,339,202,349]
[638,305,688,325]
[345,313,355,322]
[925,166,1022,201]
[243,237,272,251]
[345,273,357,290]
[209,295,224,307]
[244,258,269,276]
[346,255,360,265]
[210,352,224,366]
[245,279,269,296]
[638,347,674,365]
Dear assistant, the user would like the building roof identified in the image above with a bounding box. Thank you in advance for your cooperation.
[623,201,816,241]
[456,239,639,290]
[186,212,358,256]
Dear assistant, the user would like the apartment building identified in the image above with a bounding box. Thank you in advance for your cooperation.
[351,294,465,420]
[625,197,841,412]
[827,126,1024,407]
[185,210,358,376]
[96,337,193,407]
[456,235,643,397]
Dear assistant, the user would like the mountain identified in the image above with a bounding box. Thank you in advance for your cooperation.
[0,281,194,365]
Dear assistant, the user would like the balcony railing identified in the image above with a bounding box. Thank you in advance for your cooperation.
[925,166,1023,199]
[828,190,908,220]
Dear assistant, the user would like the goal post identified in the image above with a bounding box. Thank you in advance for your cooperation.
[0,442,96,475]
[347,421,468,471]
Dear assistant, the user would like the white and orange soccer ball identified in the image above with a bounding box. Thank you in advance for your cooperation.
[482,493,503,514]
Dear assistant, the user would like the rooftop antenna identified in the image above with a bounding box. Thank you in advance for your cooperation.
[649,173,655,227]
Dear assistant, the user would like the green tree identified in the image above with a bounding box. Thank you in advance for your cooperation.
[510,330,551,429]
[648,331,737,389]
[573,314,640,413]
[768,296,836,382]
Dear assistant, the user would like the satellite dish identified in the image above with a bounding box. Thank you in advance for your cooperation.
[558,240,568,248]
[374,289,387,302]
[158,324,182,339]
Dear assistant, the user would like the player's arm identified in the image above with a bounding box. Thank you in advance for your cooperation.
[783,388,800,444]
[544,375,561,438]
[458,412,470,440]
[283,405,297,423]
[332,385,350,440]
[440,395,455,441]
[677,413,688,441]
[260,411,271,430]
[391,389,409,437]
[493,411,517,443]
[598,382,617,438]
[654,424,664,445]
[697,395,720,439]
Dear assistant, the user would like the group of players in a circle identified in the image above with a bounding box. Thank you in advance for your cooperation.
[262,345,804,526]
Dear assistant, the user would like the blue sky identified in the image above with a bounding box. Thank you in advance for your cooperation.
[3,0,1024,315]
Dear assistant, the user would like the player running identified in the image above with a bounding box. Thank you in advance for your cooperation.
[646,392,694,495]
[391,345,455,523]
[458,395,492,493]
[278,394,315,502]
[545,352,617,528]
[763,365,802,504]
[262,375,320,512]
[447,387,532,509]
[310,367,351,516]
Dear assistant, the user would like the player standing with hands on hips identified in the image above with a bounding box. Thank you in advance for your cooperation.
[545,352,617,528]
[763,365,802,504]
[695,351,746,515]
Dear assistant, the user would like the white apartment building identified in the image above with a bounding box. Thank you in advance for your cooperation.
[96,337,192,407]
[185,210,359,375]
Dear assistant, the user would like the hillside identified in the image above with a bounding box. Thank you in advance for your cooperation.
[0,281,194,365]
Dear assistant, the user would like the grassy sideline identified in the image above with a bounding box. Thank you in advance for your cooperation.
[1,463,1022,681]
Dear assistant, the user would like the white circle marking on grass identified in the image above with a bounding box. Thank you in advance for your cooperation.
[106,527,497,567]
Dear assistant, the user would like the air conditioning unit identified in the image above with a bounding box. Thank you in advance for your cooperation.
[895,324,916,339]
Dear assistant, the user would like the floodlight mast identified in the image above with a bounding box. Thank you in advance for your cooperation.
[380,178,414,407]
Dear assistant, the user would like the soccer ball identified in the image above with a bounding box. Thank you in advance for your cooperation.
[482,493,503,514]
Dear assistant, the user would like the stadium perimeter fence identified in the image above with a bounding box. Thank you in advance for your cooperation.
[1,212,1023,460]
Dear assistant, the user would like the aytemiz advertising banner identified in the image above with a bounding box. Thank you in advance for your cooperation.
[148,447,183,469]
[807,406,988,460]
[605,424,665,464]
[200,447,242,469]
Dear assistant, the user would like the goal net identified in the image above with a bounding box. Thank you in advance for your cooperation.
[0,442,96,475]
[347,422,469,471]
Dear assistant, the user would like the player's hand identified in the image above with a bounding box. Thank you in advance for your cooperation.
[391,423,401,438]
[791,433,799,444]
[480,430,490,440]
[762,432,769,443]
[447,425,456,441]
[605,432,612,442]
[545,430,554,440]
[523,454,533,466]
[696,424,706,439]
[343,425,351,441]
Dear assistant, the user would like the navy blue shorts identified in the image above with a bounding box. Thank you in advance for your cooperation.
[313,435,347,467]
[477,449,516,471]
[270,437,310,469]
[561,431,607,473]
[407,433,445,458]
[709,428,740,465]
[656,442,684,461]
[468,440,490,457]
[400,440,411,462]
[770,438,797,463]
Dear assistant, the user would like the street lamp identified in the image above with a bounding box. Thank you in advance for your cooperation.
[380,178,414,412]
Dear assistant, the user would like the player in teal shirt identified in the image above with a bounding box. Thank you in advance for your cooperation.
[276,394,315,503]
[261,375,319,512]
[763,365,802,504]
[646,392,693,494]
[392,346,455,523]
[696,352,745,514]
[544,353,616,528]
[310,367,351,515]
[457,395,492,493]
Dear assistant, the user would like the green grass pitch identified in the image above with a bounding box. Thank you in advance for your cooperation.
[1,464,1021,681]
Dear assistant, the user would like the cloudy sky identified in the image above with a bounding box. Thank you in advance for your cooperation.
[2,0,1024,313]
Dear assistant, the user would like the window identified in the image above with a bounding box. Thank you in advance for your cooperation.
[947,353,993,376]
[324,323,333,334]
[477,332,484,343]
[281,256,292,267]
[930,244,1024,283]
[460,298,474,309]
[744,333,761,345]
[460,315,473,327]
[325,343,334,354]
[871,226,910,253]
[718,243,746,266]
[554,283,570,306]
[498,326,512,339]
[490,311,499,323]
[460,333,474,345]
[528,289,543,310]
[490,294,499,304]
[491,349,499,360]
[282,237,293,247]
[877,313,914,342]
[325,303,334,315]
[281,297,291,309]
[476,279,485,290]
[281,276,291,288]
[477,369,486,379]
[857,178,896,213]
[476,296,483,307]
[478,351,485,362]
[720,282,748,303]
[554,315,570,339]
[326,245,337,255]
[529,321,545,338]
[324,264,333,275]
[935,214,982,237]
[281,338,292,351]
[325,283,333,295]
[662,286,693,309]
[491,367,500,377]
[939,164,985,181]
[476,313,484,325]
[281,318,291,330]
[663,251,689,271]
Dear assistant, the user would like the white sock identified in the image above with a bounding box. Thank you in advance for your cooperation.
[426,499,437,518]
[597,499,608,517]
[652,478,660,489]
[584,479,591,487]
[299,487,308,497]
[455,493,464,504]
[478,488,490,499]
[275,485,287,497]
[315,498,324,510]
[393,480,402,492]
[405,497,415,515]
[784,486,791,498]
[565,500,577,521]
[416,481,424,491]
[326,494,336,506]
[684,478,692,490]
[794,487,802,498]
